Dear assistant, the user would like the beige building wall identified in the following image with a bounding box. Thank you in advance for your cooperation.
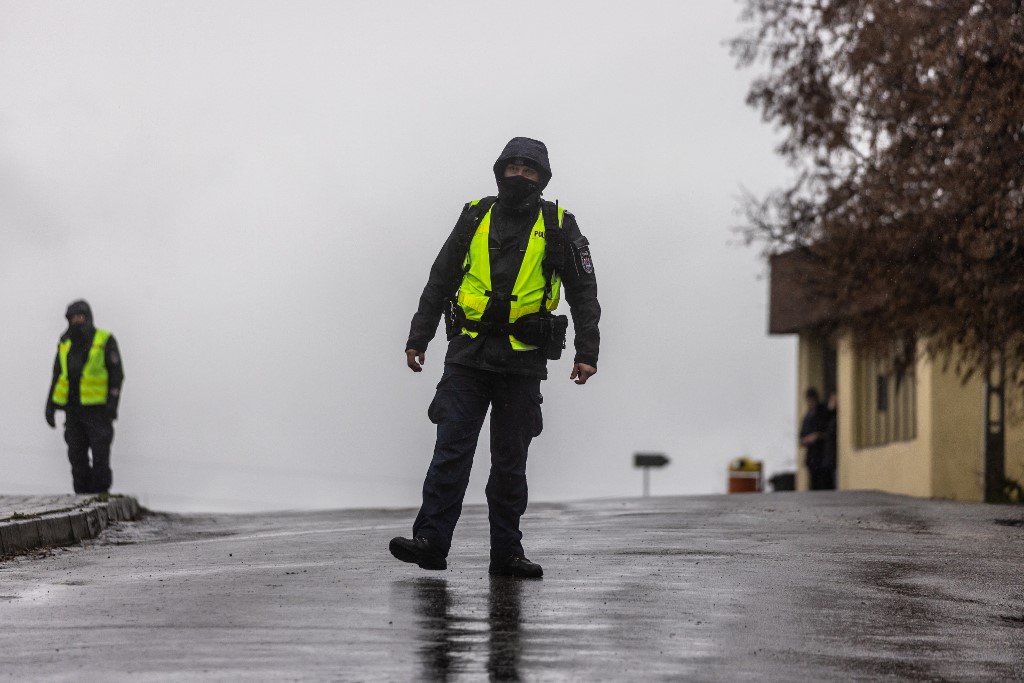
[928,361,984,501]
[835,332,854,491]
[831,336,1024,501]
[836,334,932,498]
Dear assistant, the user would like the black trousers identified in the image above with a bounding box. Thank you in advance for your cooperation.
[809,467,835,491]
[413,364,543,559]
[64,406,114,494]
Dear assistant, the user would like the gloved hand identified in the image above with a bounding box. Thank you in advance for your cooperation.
[45,402,56,429]
[105,403,118,422]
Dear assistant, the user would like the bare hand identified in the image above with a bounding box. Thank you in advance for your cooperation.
[570,363,596,385]
[406,349,425,372]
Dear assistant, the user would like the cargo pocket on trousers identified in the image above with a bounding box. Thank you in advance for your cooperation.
[530,391,544,437]
[427,376,451,425]
[427,395,443,424]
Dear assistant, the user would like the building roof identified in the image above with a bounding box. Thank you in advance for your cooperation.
[768,248,838,334]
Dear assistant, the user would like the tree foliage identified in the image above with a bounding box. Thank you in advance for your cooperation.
[733,0,1024,378]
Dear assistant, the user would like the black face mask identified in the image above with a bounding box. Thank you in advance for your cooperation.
[497,175,540,208]
[68,321,90,340]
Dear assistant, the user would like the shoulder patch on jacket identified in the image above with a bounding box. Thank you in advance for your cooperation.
[579,244,594,274]
[570,235,594,275]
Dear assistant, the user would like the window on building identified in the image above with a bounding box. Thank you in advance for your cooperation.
[855,348,917,448]
[876,375,889,412]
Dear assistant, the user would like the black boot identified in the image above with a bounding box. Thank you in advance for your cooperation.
[389,536,447,570]
[488,554,543,578]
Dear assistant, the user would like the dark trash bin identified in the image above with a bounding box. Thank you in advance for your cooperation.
[769,472,796,492]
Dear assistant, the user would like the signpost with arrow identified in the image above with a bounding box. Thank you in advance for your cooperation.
[633,452,670,497]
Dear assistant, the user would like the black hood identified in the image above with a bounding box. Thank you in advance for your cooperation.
[65,299,94,328]
[492,137,552,190]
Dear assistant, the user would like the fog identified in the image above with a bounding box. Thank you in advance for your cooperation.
[1,1,796,512]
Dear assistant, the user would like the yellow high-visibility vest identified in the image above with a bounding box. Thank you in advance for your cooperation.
[52,329,111,406]
[456,200,563,350]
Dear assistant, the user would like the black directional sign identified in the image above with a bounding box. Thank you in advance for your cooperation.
[634,453,670,468]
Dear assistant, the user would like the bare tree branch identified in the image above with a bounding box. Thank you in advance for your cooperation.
[734,0,1024,379]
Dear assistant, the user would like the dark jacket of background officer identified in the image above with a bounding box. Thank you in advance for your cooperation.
[391,137,601,579]
[45,300,124,494]
[800,387,834,491]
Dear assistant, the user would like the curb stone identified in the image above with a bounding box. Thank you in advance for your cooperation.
[0,496,142,557]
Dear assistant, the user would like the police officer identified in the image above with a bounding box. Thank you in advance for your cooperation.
[390,137,601,578]
[45,300,124,494]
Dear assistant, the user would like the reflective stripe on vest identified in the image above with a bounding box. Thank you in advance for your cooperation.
[456,200,564,350]
[52,329,111,406]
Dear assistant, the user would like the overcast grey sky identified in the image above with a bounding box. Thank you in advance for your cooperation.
[1,1,796,512]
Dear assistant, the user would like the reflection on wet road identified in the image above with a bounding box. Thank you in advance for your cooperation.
[487,577,522,680]
[395,576,524,681]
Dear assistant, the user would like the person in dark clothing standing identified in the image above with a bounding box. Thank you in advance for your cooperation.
[800,387,834,490]
[45,300,124,494]
[390,137,601,578]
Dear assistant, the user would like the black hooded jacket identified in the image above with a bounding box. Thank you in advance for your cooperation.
[406,138,601,379]
[47,301,124,415]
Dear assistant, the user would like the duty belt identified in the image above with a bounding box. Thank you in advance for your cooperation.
[460,318,512,336]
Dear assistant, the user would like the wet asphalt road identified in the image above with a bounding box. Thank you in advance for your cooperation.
[0,491,1022,682]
